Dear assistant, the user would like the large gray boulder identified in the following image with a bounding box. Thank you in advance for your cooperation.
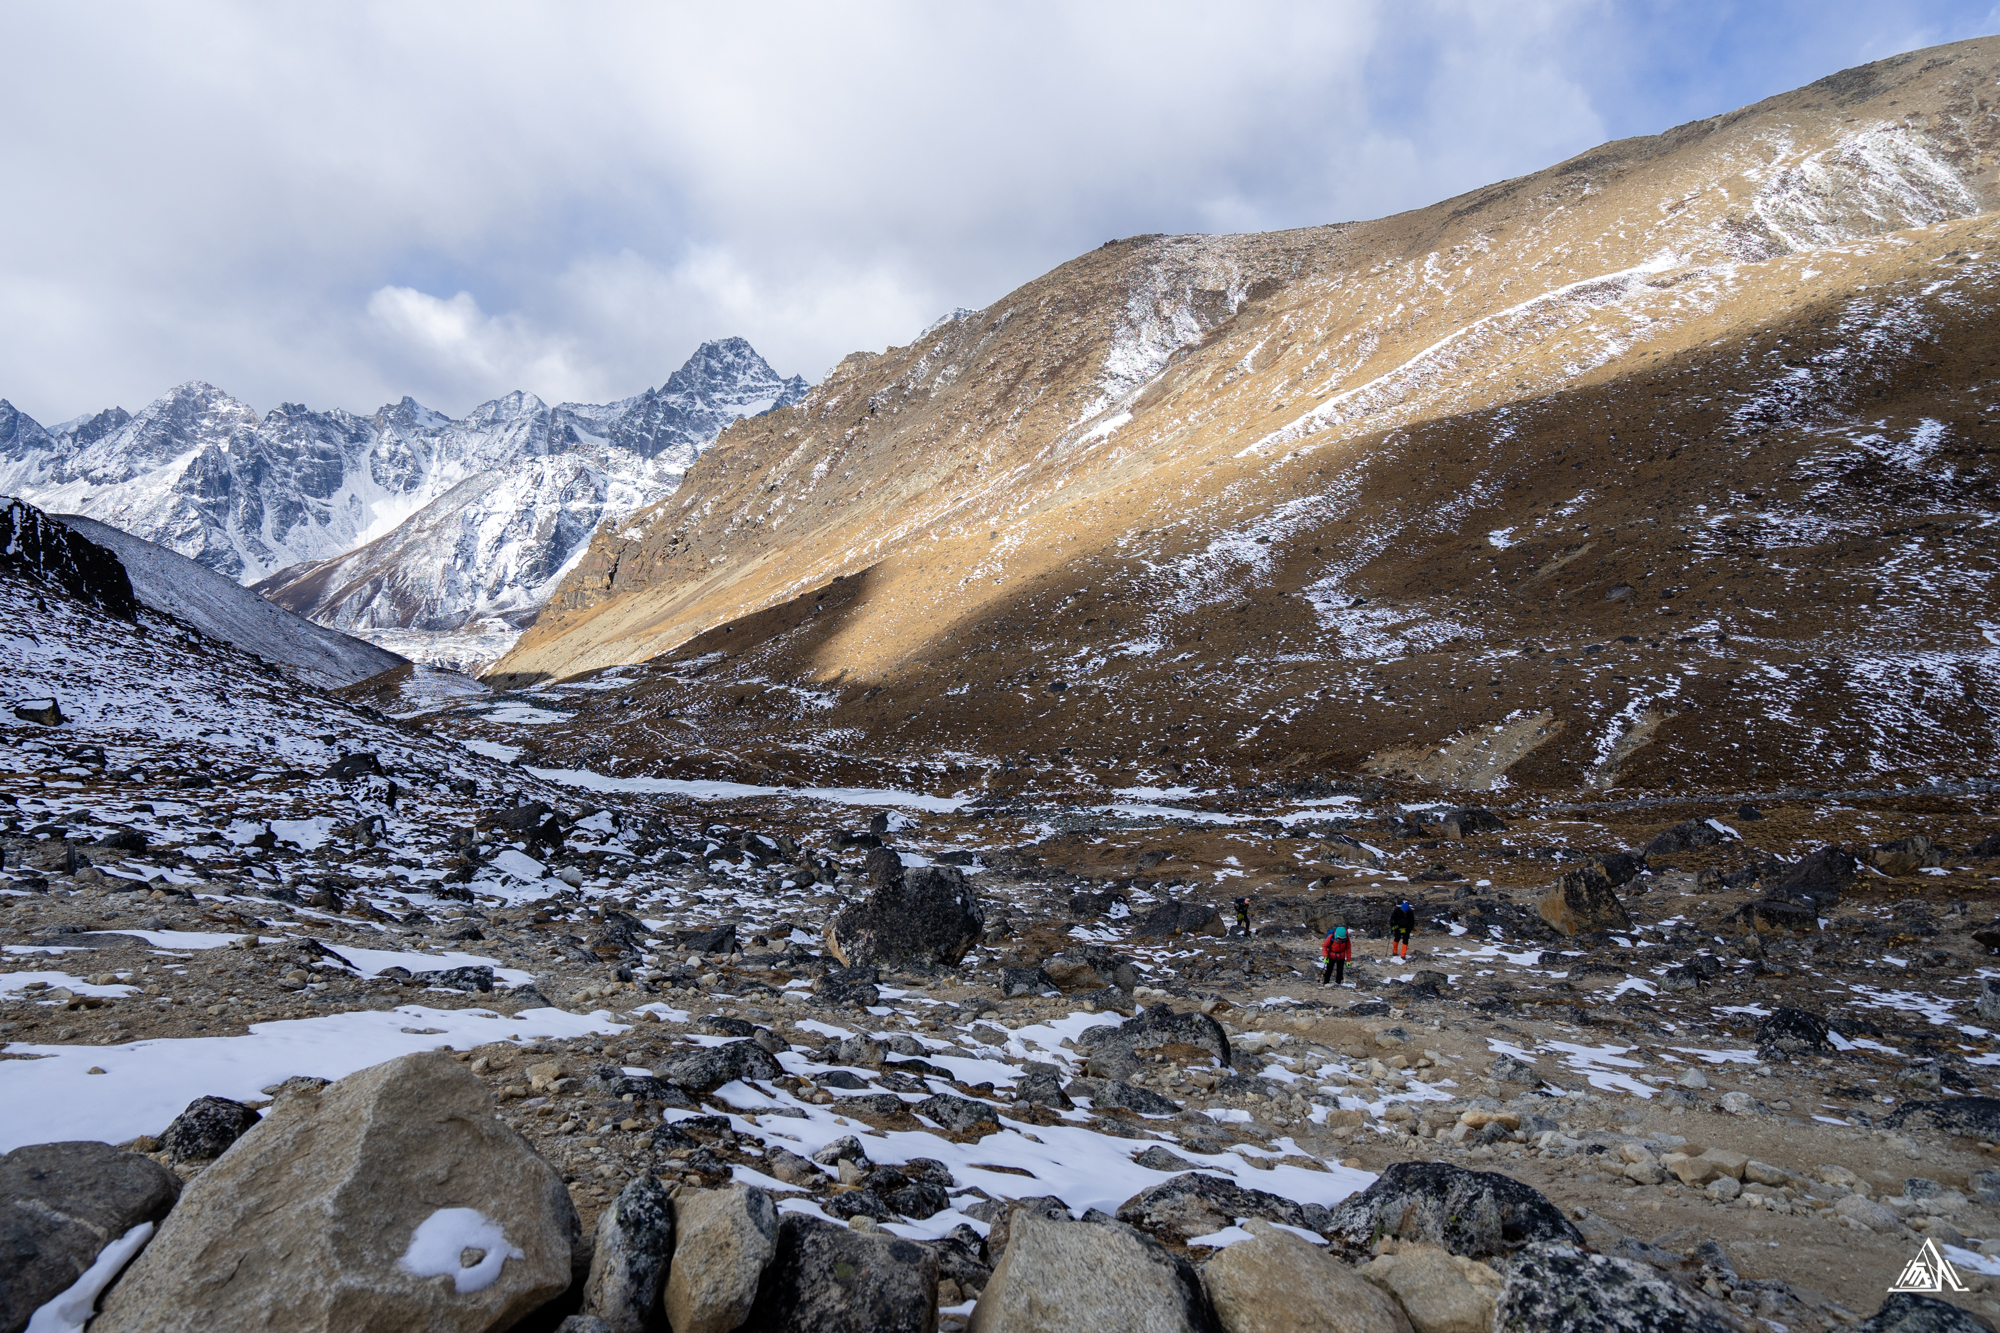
[1495,1243,1735,1332]
[1117,1173,1331,1248]
[826,865,984,968]
[92,1051,579,1333]
[654,1040,783,1093]
[0,1141,180,1333]
[1075,1004,1231,1082]
[1202,1219,1411,1333]
[745,1213,938,1333]
[665,1186,777,1333]
[580,1175,673,1333]
[969,1208,1212,1333]
[1324,1163,1580,1261]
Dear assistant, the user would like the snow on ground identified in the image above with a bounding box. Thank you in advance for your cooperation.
[0,1004,625,1153]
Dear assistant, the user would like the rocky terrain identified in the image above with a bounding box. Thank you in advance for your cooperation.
[13,33,2000,1333]
[5,503,2000,1331]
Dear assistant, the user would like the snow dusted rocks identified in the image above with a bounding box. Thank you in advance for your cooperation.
[971,1207,1210,1333]
[1857,1293,1997,1333]
[746,1213,936,1333]
[0,1141,179,1333]
[1075,1003,1231,1082]
[825,863,985,968]
[93,1050,578,1333]
[662,1185,775,1333]
[1324,1163,1581,1261]
[1203,1219,1411,1333]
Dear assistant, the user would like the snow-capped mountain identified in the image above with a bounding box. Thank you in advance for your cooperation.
[0,337,807,606]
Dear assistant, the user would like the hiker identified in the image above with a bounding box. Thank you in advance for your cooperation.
[1321,925,1351,985]
[1389,899,1416,958]
[1234,896,1252,936]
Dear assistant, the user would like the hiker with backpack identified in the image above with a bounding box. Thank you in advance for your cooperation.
[1321,925,1351,985]
[1389,899,1416,959]
[1234,896,1252,936]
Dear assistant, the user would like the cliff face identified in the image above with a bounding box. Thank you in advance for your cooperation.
[491,39,2000,797]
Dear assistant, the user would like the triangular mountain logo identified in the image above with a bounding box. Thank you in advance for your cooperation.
[1888,1238,1969,1294]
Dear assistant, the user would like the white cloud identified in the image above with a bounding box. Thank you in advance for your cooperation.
[0,0,1990,421]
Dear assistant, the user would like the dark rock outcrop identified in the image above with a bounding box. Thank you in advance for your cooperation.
[0,496,137,619]
[826,865,984,968]
[1325,1162,1582,1260]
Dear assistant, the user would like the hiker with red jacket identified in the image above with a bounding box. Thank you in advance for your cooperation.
[1321,925,1351,985]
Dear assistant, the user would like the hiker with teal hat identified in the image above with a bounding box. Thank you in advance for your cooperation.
[1321,924,1351,985]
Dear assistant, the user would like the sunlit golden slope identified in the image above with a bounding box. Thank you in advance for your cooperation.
[491,39,2000,797]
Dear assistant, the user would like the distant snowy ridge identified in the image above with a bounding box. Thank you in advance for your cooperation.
[52,512,404,689]
[0,337,808,596]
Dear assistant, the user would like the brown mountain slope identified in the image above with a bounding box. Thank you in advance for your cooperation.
[489,38,2000,798]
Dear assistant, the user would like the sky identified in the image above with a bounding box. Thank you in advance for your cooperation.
[2,0,1997,424]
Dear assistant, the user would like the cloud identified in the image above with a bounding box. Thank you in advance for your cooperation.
[0,0,1994,422]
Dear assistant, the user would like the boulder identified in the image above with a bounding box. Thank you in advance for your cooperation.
[1042,949,1137,994]
[664,1186,777,1333]
[322,752,383,780]
[1000,967,1054,998]
[92,1051,579,1333]
[1203,1219,1411,1333]
[1867,837,1947,877]
[1755,1006,1830,1058]
[1076,1004,1232,1073]
[922,1223,993,1293]
[0,1141,180,1333]
[654,1040,782,1093]
[1014,1063,1072,1109]
[745,1214,936,1333]
[1116,1172,1332,1247]
[1641,820,1733,857]
[1324,1163,1581,1261]
[1494,1242,1734,1332]
[580,1175,673,1333]
[1132,901,1225,939]
[1768,845,1856,908]
[1440,808,1506,840]
[826,865,984,968]
[1070,1079,1179,1117]
[1858,1293,1995,1333]
[913,1094,1001,1137]
[1979,979,2000,1024]
[1536,868,1631,937]
[969,1208,1209,1333]
[159,1095,262,1163]
[1728,900,1819,934]
[1358,1243,1503,1333]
